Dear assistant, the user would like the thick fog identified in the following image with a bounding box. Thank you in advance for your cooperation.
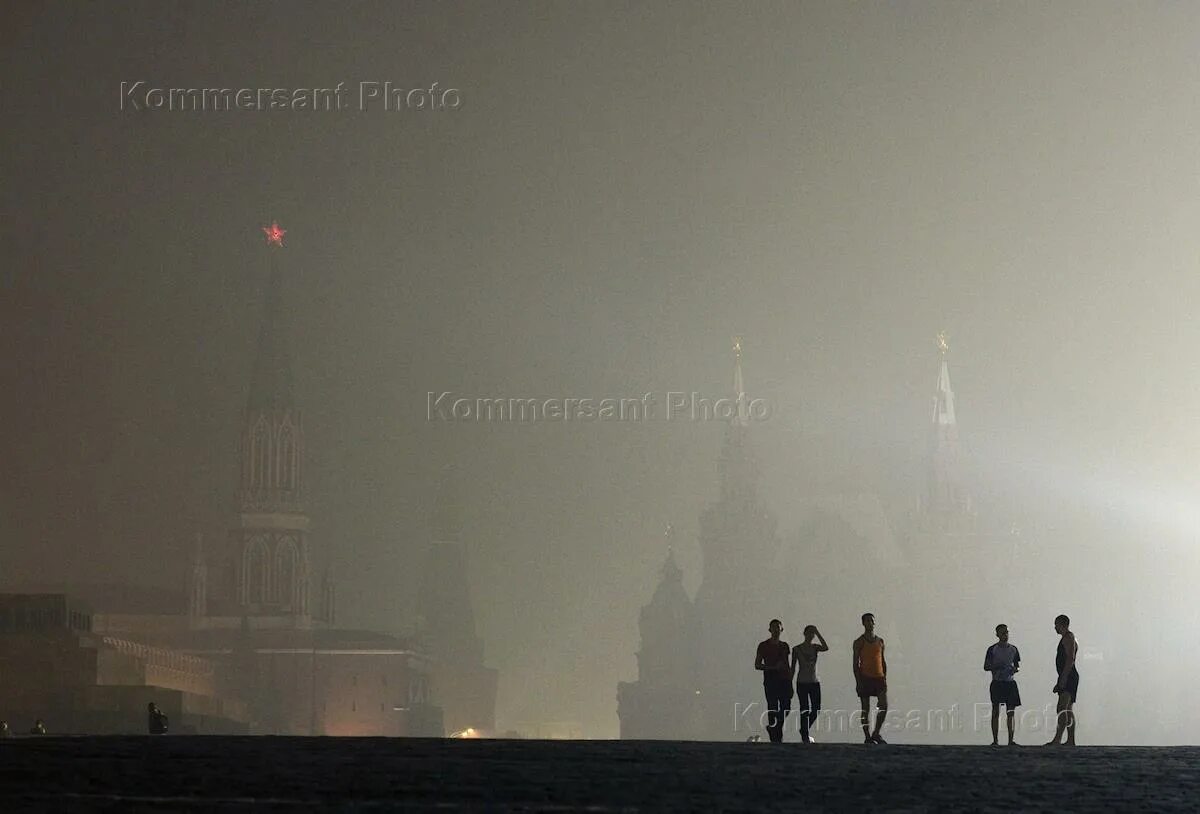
[3,2,1200,741]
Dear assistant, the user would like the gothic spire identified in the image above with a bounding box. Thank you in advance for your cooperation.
[644,525,691,628]
[233,223,309,622]
[247,227,296,413]
[660,524,681,582]
[933,330,956,431]
[927,331,970,526]
[731,335,749,428]
[717,336,757,502]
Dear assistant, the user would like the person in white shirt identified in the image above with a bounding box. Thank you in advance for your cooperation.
[983,624,1022,746]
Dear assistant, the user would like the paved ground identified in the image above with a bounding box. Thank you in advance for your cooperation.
[0,737,1197,811]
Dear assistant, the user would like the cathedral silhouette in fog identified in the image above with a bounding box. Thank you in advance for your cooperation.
[618,339,780,740]
[616,336,1100,742]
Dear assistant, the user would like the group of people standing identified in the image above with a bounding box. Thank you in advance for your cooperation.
[754,613,1081,746]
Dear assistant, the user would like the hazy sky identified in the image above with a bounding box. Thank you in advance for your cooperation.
[5,2,1200,737]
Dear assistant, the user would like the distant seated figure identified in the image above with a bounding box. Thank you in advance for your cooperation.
[0,720,10,738]
[29,719,45,735]
[148,702,168,735]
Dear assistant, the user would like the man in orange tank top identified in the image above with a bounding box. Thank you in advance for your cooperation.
[852,612,888,744]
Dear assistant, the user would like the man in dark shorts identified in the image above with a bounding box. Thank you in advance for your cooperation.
[852,612,888,744]
[754,619,792,743]
[983,624,1021,746]
[1046,614,1079,746]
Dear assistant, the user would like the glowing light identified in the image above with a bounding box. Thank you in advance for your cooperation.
[262,221,287,247]
[937,330,949,355]
[451,727,480,738]
[732,335,743,358]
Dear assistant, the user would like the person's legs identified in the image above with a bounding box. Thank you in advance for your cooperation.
[1065,674,1079,744]
[859,695,872,742]
[765,693,779,743]
[1006,683,1021,745]
[811,683,822,740]
[1047,692,1070,744]
[764,685,789,743]
[798,683,821,743]
[990,703,1000,745]
[797,684,812,743]
[762,687,777,742]
[779,692,791,742]
[873,692,888,743]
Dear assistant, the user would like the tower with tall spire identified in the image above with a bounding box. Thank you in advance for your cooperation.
[225,223,311,622]
[71,222,446,738]
[695,337,778,608]
[894,334,1037,739]
[689,338,779,739]
[924,331,973,533]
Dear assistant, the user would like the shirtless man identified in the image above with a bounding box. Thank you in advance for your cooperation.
[852,613,888,744]
[791,625,829,744]
[1045,614,1079,746]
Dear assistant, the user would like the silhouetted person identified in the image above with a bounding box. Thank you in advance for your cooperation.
[0,721,9,738]
[1045,614,1079,746]
[852,612,888,744]
[983,623,1022,746]
[791,624,828,744]
[29,719,45,735]
[754,619,792,743]
[148,702,169,735]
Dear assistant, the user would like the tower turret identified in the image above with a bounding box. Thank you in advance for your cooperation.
[617,525,701,739]
[636,537,696,686]
[228,223,311,622]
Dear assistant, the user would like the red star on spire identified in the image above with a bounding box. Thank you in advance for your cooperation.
[262,221,286,247]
